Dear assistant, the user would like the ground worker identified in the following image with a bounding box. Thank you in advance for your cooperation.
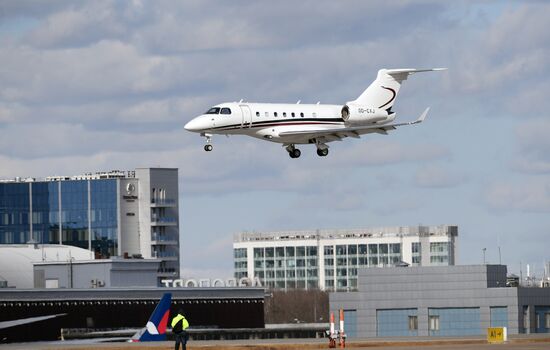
[171,309,189,350]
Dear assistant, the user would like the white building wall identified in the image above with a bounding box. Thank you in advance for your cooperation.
[234,225,458,290]
[119,178,140,257]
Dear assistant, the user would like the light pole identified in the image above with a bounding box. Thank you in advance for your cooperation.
[482,248,487,265]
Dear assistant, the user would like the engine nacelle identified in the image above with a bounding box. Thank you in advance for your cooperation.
[341,104,389,125]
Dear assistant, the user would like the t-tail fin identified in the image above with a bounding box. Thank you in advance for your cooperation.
[349,68,446,110]
[130,293,172,342]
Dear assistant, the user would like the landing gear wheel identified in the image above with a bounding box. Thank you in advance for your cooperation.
[204,144,213,152]
[289,148,301,158]
[317,148,329,157]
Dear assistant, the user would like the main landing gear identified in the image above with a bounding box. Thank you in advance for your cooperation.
[286,144,301,159]
[316,142,329,157]
[285,144,329,158]
[201,133,213,152]
[316,148,329,157]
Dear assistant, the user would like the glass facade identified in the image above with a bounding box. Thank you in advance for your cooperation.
[90,180,117,257]
[428,308,481,336]
[430,242,451,265]
[326,243,402,291]
[0,183,30,244]
[0,179,118,257]
[411,242,421,265]
[377,309,418,337]
[61,180,89,251]
[234,248,248,279]
[251,245,318,289]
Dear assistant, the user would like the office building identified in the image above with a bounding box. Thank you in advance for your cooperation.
[329,264,550,337]
[233,225,457,290]
[0,168,180,285]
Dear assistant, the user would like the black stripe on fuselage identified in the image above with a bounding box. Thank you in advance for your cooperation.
[209,118,344,132]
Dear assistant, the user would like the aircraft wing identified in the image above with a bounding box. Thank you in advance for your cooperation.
[278,107,430,139]
[0,313,67,329]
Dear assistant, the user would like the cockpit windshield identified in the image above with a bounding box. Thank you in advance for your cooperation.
[205,107,220,114]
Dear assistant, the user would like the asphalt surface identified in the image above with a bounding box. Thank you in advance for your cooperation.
[2,335,550,350]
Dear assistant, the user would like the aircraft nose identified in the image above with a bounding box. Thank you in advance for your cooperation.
[184,118,205,132]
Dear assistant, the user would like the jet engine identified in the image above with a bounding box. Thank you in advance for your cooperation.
[341,104,390,125]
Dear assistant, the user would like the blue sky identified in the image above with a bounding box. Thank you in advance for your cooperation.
[1,1,549,279]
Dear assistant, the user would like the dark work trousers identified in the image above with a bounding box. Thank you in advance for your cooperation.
[174,331,188,350]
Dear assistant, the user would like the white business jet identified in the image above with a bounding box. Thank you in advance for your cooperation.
[184,68,445,158]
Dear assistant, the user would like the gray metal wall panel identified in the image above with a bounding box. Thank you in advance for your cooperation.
[330,265,529,338]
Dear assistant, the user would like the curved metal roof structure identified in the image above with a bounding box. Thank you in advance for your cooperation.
[0,244,92,289]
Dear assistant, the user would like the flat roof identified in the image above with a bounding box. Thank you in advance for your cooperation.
[234,225,458,242]
[33,258,162,266]
[0,287,266,301]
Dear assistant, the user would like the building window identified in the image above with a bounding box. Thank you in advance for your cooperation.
[254,248,264,258]
[336,245,346,255]
[430,242,449,253]
[368,244,378,255]
[545,313,550,329]
[429,315,440,331]
[430,255,449,264]
[409,316,418,331]
[234,248,247,259]
[286,247,295,256]
[324,245,334,255]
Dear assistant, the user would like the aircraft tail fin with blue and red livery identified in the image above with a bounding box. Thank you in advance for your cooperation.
[130,293,172,342]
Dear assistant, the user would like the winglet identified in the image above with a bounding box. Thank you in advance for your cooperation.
[414,107,430,124]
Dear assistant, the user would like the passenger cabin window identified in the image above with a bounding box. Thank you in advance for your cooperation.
[291,112,295,118]
[274,112,278,117]
[206,107,220,114]
[312,112,317,118]
[265,112,269,117]
[220,107,231,115]
[256,111,260,117]
[300,112,304,117]
[283,112,287,117]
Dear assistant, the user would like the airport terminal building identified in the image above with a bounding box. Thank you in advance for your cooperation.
[233,225,457,290]
[0,168,180,285]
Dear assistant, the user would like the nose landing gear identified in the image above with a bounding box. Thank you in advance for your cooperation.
[201,133,213,152]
